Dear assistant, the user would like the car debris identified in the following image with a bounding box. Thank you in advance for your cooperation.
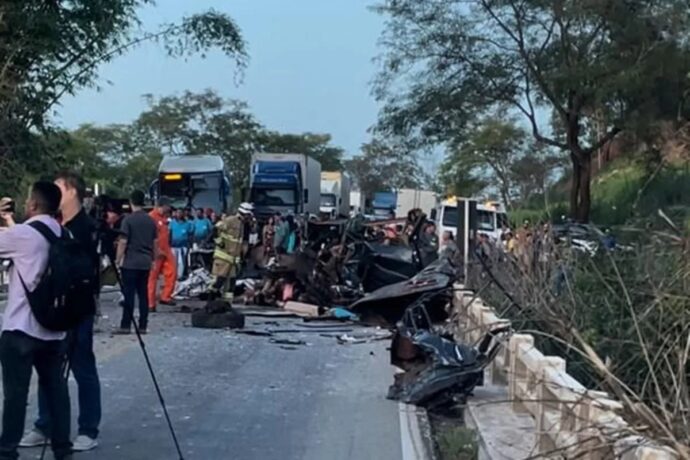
[348,259,457,326]
[387,298,511,409]
[191,300,245,330]
[270,338,308,346]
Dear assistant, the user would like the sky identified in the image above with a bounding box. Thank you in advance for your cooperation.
[55,0,385,156]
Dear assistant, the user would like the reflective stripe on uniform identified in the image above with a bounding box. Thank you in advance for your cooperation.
[213,249,240,264]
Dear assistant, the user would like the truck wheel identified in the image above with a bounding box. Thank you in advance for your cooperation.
[191,310,245,329]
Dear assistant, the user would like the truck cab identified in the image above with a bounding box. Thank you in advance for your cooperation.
[371,191,397,220]
[249,153,322,222]
[250,160,303,219]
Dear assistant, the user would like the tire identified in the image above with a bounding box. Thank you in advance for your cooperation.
[191,310,245,329]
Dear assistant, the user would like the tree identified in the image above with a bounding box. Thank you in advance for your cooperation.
[0,1,247,191]
[373,0,690,221]
[133,90,262,190]
[258,132,345,171]
[345,139,423,198]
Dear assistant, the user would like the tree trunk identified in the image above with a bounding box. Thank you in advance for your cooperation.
[569,153,581,221]
[576,153,592,222]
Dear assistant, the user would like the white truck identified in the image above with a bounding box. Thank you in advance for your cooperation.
[249,153,322,220]
[319,171,351,219]
[395,189,437,218]
[349,190,365,216]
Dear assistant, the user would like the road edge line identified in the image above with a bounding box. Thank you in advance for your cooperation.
[399,402,438,460]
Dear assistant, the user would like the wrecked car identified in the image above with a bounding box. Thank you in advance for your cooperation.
[388,298,511,409]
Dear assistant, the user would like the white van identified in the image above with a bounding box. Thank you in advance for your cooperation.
[433,197,509,242]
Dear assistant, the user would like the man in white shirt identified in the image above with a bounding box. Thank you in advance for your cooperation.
[0,182,72,460]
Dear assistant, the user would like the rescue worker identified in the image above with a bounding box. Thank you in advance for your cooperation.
[148,197,176,311]
[209,202,254,302]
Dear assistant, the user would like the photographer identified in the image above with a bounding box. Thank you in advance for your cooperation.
[20,172,102,452]
[0,182,72,460]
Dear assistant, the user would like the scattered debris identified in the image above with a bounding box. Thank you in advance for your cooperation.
[191,300,245,330]
[387,299,511,409]
[234,329,274,337]
[270,338,307,346]
[283,301,321,318]
[173,268,213,300]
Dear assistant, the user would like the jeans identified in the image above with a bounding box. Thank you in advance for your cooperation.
[35,316,101,439]
[173,247,188,280]
[0,331,71,460]
[121,268,150,331]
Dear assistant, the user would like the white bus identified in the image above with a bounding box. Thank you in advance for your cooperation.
[433,197,509,242]
[149,155,232,213]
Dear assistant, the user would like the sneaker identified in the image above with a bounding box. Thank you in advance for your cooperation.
[160,299,176,306]
[72,435,98,452]
[19,429,47,447]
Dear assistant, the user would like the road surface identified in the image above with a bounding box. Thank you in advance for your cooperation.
[2,294,407,460]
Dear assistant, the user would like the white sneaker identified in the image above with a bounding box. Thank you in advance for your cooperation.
[19,429,47,447]
[72,434,98,452]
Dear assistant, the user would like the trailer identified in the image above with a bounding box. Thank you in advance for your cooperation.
[396,189,437,218]
[320,171,351,219]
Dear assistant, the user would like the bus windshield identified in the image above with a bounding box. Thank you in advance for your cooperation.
[442,206,458,227]
[159,172,224,211]
[477,210,495,231]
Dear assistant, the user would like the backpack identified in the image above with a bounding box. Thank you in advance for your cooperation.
[18,221,96,331]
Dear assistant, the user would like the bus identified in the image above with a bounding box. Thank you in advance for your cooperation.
[434,197,509,242]
[149,155,232,213]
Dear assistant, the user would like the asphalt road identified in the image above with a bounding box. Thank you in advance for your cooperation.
[3,294,405,460]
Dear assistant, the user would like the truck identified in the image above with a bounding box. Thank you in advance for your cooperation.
[150,155,232,213]
[249,153,322,220]
[349,190,365,216]
[395,189,437,218]
[370,191,397,220]
[434,197,508,242]
[319,171,351,220]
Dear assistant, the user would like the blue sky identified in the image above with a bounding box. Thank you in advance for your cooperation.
[55,0,384,156]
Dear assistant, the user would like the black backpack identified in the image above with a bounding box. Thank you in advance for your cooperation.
[18,221,96,331]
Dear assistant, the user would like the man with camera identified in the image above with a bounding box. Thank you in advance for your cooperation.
[0,182,73,460]
[20,172,102,452]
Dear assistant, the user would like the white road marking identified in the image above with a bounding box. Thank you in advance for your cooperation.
[399,402,428,460]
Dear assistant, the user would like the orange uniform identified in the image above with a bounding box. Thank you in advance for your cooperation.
[148,209,176,308]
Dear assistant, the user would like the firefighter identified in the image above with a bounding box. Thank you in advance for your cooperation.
[148,197,177,311]
[209,202,254,301]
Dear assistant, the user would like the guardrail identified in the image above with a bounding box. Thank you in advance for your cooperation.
[452,283,677,460]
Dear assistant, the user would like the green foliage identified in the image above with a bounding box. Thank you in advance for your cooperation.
[436,426,478,460]
[514,162,690,226]
[441,117,563,207]
[0,2,247,194]
[373,0,690,221]
[344,139,424,198]
[34,89,350,197]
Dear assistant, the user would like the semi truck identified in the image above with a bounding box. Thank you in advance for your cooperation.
[249,153,321,221]
[150,155,232,213]
[319,171,351,219]
[395,189,437,218]
[370,191,397,220]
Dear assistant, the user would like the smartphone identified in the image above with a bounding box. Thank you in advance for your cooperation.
[5,201,14,213]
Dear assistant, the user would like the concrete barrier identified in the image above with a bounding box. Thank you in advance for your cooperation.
[452,284,677,460]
